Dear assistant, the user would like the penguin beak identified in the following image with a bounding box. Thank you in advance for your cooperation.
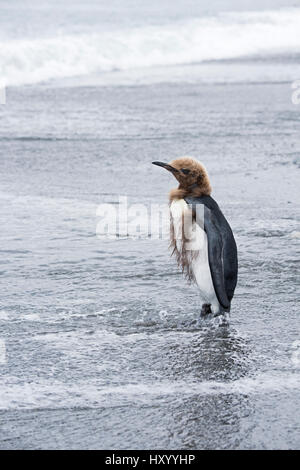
[152,161,179,173]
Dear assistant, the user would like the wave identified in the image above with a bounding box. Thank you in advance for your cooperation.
[1,9,300,86]
[0,372,299,409]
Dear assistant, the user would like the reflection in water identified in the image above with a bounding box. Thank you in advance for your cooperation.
[167,393,251,449]
[139,326,252,449]
[155,327,251,382]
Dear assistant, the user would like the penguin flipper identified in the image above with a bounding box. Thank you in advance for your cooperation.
[203,205,230,310]
[184,197,230,310]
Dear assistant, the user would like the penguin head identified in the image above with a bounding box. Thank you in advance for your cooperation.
[152,157,211,198]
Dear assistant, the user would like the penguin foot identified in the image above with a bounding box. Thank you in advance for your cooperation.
[200,303,212,317]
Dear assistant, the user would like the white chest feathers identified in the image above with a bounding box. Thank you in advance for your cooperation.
[170,199,220,313]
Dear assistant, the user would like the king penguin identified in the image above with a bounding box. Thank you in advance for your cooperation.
[152,157,238,324]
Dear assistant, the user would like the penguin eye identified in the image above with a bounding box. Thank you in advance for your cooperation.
[181,168,190,175]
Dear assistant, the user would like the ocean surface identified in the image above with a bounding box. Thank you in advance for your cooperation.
[0,0,299,449]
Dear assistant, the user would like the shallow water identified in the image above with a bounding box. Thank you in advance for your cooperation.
[0,79,299,449]
[0,0,300,450]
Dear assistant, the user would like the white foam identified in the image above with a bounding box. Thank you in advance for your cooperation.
[1,9,300,86]
[0,310,9,320]
[0,372,299,409]
[289,231,300,239]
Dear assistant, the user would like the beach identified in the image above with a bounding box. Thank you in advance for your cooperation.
[0,0,299,449]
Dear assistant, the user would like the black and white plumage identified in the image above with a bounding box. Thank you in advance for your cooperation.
[152,157,238,321]
[184,195,238,314]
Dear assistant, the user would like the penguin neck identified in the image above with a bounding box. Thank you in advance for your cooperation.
[169,183,211,202]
